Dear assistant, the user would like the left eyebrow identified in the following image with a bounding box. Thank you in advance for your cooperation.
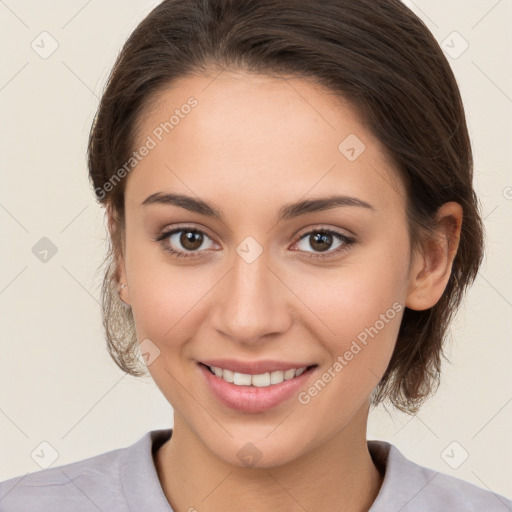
[276,195,375,222]
[141,192,375,223]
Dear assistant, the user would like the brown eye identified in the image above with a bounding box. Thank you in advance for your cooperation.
[154,227,216,259]
[293,229,356,260]
[179,230,204,251]
[309,232,334,252]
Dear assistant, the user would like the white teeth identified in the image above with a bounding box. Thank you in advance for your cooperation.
[233,372,252,385]
[222,369,234,383]
[284,369,296,380]
[251,372,270,387]
[207,365,309,387]
[270,371,284,384]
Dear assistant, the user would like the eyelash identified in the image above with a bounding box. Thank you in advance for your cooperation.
[152,225,356,261]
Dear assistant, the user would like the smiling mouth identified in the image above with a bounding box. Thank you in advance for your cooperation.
[199,362,318,388]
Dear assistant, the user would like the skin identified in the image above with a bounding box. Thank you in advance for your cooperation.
[110,70,462,512]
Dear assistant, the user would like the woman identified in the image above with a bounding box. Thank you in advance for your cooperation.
[1,0,510,510]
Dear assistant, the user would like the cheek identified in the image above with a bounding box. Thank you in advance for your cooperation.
[127,263,216,342]
[291,275,405,415]
[291,234,409,373]
[299,272,403,365]
[124,225,222,353]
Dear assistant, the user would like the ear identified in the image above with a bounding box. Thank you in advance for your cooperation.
[406,202,463,311]
[105,202,131,306]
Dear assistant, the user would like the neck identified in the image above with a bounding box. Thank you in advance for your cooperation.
[154,404,383,512]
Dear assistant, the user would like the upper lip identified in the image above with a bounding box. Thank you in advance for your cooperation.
[200,359,316,375]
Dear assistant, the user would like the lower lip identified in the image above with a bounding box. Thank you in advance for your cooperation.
[197,363,317,413]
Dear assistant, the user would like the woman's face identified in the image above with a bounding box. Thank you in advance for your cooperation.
[117,71,417,467]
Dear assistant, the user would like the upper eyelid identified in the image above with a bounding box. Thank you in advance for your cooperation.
[296,227,353,240]
[159,223,218,244]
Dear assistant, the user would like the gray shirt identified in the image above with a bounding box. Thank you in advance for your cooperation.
[0,428,510,511]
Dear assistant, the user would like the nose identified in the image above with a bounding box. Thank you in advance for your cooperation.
[210,247,293,345]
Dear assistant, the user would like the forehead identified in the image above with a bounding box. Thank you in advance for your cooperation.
[127,71,404,215]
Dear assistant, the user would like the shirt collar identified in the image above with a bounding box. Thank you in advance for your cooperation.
[367,439,440,511]
[121,428,174,512]
[120,429,418,512]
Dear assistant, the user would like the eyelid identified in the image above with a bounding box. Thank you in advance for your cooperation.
[152,223,219,253]
[293,223,356,242]
[289,226,356,257]
[157,222,218,242]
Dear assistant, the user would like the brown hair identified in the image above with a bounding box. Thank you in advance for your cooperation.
[88,0,484,414]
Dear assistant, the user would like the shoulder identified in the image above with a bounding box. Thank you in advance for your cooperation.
[368,440,512,512]
[0,429,170,512]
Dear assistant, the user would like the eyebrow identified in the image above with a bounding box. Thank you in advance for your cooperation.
[141,192,374,222]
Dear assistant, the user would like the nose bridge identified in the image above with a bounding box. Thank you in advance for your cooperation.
[211,240,292,343]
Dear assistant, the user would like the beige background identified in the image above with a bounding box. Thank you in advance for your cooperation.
[1,0,511,499]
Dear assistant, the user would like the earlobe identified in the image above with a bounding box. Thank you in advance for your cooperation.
[117,282,131,306]
[406,202,463,311]
[106,202,131,307]
[117,263,131,307]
